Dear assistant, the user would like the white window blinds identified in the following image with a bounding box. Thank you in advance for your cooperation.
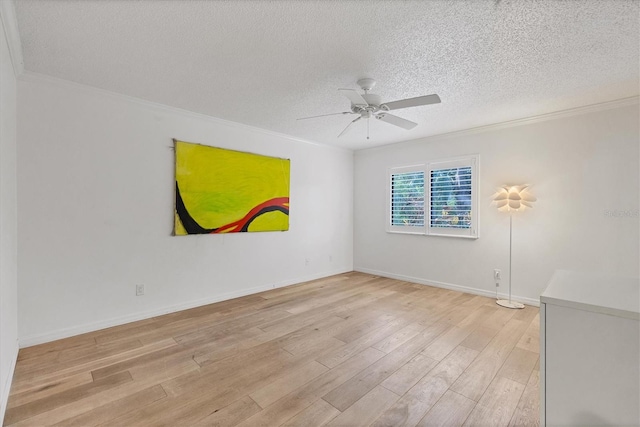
[387,155,478,238]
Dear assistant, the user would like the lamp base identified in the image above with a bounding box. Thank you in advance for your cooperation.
[496,299,525,309]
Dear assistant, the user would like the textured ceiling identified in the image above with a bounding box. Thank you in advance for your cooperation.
[12,0,640,150]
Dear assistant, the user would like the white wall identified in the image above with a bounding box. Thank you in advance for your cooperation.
[354,101,640,305]
[0,10,19,423]
[17,74,354,346]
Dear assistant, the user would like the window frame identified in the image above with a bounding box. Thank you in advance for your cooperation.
[386,155,479,239]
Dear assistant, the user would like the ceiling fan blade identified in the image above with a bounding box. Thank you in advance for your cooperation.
[375,113,417,130]
[382,94,441,111]
[297,111,354,121]
[338,89,368,106]
[337,116,362,138]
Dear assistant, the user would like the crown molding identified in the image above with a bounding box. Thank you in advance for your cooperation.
[18,71,354,153]
[366,96,640,152]
[0,0,24,76]
[17,70,638,154]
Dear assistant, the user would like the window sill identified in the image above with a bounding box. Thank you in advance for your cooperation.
[386,230,479,239]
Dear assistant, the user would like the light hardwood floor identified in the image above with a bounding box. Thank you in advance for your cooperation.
[4,273,540,426]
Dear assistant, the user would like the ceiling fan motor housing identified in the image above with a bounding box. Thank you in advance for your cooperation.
[351,93,383,115]
[357,78,376,91]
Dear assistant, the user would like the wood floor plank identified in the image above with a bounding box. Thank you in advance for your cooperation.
[87,315,168,342]
[497,347,539,385]
[509,362,540,427]
[257,299,359,336]
[282,334,346,358]
[15,338,143,378]
[511,305,539,324]
[370,393,434,427]
[281,399,340,427]
[90,343,187,381]
[129,328,351,426]
[187,313,345,378]
[16,335,97,362]
[127,351,201,383]
[51,384,167,427]
[161,346,293,398]
[372,345,478,427]
[325,385,399,427]
[188,313,341,372]
[236,347,385,427]
[10,338,177,395]
[152,294,267,325]
[15,341,101,372]
[481,307,517,331]
[191,329,284,368]
[7,372,93,409]
[417,390,476,427]
[463,376,525,427]
[192,396,262,427]
[421,326,473,361]
[172,307,291,347]
[107,349,299,426]
[6,273,539,427]
[130,298,282,346]
[409,345,479,404]
[323,321,450,411]
[439,296,493,326]
[380,353,438,396]
[450,318,528,401]
[371,322,426,354]
[4,371,133,425]
[332,312,405,344]
[7,355,199,426]
[456,305,498,330]
[249,360,328,408]
[459,325,499,352]
[284,278,387,315]
[257,275,348,300]
[516,313,540,354]
[316,317,412,368]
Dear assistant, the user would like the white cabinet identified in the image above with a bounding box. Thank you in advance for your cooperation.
[540,270,640,426]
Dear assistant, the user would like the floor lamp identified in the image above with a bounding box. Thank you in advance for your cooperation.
[492,185,536,309]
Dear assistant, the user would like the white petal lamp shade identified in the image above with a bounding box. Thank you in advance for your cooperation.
[492,185,536,212]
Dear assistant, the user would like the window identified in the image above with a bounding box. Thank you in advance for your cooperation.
[427,157,478,237]
[388,165,425,233]
[387,155,478,238]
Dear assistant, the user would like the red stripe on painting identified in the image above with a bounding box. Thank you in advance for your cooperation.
[212,197,290,233]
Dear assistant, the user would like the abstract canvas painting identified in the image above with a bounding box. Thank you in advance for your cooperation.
[174,140,290,235]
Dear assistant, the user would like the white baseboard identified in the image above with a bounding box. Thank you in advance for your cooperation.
[1,340,19,424]
[354,267,540,307]
[19,268,351,348]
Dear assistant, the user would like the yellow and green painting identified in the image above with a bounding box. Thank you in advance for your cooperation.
[174,140,290,235]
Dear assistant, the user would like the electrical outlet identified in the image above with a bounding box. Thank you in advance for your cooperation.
[136,284,145,296]
[494,269,502,281]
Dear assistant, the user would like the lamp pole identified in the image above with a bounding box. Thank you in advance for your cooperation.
[497,212,524,309]
[509,213,513,305]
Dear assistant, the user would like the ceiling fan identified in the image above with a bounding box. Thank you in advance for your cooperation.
[298,78,441,139]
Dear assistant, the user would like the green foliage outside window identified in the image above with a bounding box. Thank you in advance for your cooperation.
[391,171,425,226]
[430,167,472,228]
